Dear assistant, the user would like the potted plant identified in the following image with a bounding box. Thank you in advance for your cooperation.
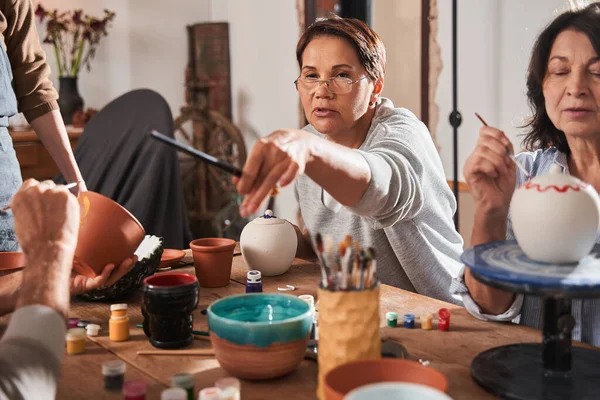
[35,5,116,125]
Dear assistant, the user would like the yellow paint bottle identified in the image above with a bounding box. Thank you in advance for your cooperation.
[66,328,86,355]
[109,303,130,342]
[421,314,433,330]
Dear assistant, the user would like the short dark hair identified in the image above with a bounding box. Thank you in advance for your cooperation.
[523,2,600,155]
[296,15,386,81]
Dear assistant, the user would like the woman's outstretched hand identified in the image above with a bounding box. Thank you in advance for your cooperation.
[236,129,314,217]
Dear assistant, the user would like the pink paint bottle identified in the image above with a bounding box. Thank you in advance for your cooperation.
[123,380,147,400]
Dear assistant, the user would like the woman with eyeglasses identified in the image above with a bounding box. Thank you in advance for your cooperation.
[235,15,463,302]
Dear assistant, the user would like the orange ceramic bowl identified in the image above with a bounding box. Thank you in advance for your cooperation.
[0,251,25,271]
[74,191,145,278]
[324,359,448,400]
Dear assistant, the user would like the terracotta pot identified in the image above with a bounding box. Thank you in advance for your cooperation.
[74,191,145,278]
[323,359,448,400]
[0,251,25,271]
[190,238,235,287]
[210,333,308,380]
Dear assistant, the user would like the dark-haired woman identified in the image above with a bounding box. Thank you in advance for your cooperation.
[454,3,600,345]
[235,16,464,303]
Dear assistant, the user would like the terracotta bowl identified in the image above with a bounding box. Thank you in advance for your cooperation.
[74,191,145,278]
[323,359,448,400]
[207,293,313,380]
[0,251,25,271]
[190,238,235,287]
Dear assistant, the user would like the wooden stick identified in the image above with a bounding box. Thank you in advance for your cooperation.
[137,348,215,356]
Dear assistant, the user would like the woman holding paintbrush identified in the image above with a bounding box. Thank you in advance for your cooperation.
[236,16,464,303]
[454,3,600,346]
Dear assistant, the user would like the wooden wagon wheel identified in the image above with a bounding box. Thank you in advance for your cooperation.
[174,105,247,238]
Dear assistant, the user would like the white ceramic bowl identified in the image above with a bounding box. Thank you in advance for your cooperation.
[344,382,453,400]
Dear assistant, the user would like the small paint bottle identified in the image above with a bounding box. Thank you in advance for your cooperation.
[421,314,433,330]
[102,359,126,391]
[403,314,415,329]
[109,303,130,342]
[386,312,398,327]
[246,270,263,293]
[161,387,187,400]
[198,387,222,400]
[86,323,101,337]
[171,372,194,400]
[438,308,450,331]
[77,319,90,328]
[65,328,86,355]
[123,380,147,400]
[215,377,241,400]
[68,317,80,329]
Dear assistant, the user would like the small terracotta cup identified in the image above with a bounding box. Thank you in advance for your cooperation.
[74,191,145,278]
[190,238,235,287]
[0,252,25,271]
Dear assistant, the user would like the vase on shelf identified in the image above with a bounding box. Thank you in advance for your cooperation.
[58,76,84,126]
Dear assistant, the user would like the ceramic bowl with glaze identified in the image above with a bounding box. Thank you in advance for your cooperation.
[345,382,453,400]
[323,359,448,400]
[207,293,313,380]
[75,191,145,278]
[511,164,600,263]
[240,210,298,276]
[0,251,25,271]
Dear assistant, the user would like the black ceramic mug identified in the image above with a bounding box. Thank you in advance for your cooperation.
[142,272,199,349]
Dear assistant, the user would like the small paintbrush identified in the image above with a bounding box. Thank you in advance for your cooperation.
[338,236,352,290]
[364,247,377,289]
[315,233,329,289]
[474,112,531,180]
[1,181,81,212]
[324,236,337,289]
[351,241,361,289]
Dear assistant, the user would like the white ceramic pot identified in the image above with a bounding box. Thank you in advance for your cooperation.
[240,210,298,276]
[510,163,600,263]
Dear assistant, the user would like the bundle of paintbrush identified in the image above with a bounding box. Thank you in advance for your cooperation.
[315,233,378,291]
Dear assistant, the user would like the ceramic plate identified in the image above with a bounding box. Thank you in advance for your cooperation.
[345,383,453,400]
[159,249,185,269]
[461,240,600,294]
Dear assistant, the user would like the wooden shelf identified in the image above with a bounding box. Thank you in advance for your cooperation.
[9,126,83,181]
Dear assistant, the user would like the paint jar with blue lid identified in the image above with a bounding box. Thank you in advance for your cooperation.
[246,270,263,293]
[403,314,416,329]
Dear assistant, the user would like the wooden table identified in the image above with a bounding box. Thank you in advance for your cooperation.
[2,247,596,399]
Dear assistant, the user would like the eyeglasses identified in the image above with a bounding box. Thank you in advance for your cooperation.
[294,76,367,94]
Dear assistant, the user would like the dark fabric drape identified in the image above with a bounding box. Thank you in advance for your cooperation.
[55,89,193,249]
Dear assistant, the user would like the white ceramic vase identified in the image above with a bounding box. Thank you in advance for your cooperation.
[510,163,600,263]
[240,210,298,276]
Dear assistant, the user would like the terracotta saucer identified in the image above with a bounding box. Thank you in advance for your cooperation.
[160,249,186,269]
[0,252,26,271]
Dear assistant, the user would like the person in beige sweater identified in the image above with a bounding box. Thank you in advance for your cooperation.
[0,0,135,313]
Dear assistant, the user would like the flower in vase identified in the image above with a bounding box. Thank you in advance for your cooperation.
[36,4,116,78]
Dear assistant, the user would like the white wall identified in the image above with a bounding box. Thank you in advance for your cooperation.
[36,0,301,224]
[208,0,300,224]
[435,0,572,181]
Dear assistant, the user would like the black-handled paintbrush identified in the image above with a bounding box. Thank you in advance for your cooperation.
[150,129,243,177]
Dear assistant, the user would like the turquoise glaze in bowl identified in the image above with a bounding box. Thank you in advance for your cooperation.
[207,293,313,380]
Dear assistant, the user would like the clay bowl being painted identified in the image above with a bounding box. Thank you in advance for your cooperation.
[0,251,25,271]
[75,191,145,278]
[207,293,313,380]
[324,359,448,400]
[190,238,235,287]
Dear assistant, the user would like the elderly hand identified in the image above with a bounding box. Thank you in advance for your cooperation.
[236,129,314,217]
[11,179,80,259]
[464,126,517,215]
[70,256,137,295]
